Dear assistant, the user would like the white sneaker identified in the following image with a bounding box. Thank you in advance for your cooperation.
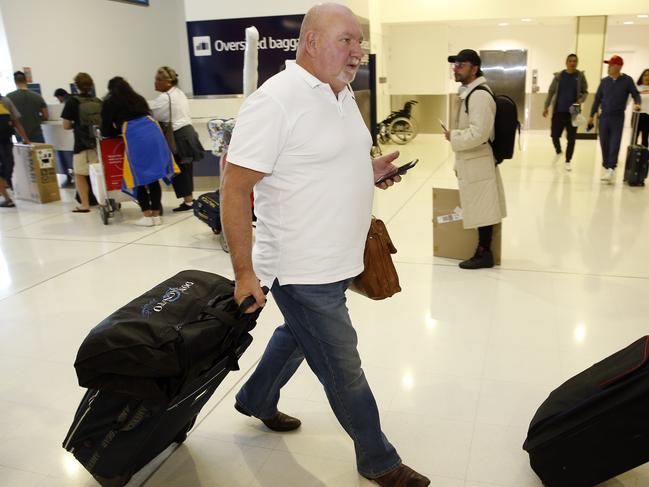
[135,216,154,227]
[565,162,572,171]
[601,168,614,181]
[152,216,162,226]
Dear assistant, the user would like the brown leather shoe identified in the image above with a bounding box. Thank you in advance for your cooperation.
[368,464,430,487]
[235,402,301,432]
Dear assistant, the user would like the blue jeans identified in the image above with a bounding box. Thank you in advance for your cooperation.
[599,113,625,169]
[236,278,401,478]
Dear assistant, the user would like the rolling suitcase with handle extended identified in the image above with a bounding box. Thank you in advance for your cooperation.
[624,112,649,186]
[63,270,267,486]
[523,336,649,487]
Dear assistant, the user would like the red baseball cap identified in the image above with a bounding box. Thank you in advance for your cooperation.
[604,55,624,66]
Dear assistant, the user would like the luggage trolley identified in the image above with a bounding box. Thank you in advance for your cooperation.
[89,136,130,225]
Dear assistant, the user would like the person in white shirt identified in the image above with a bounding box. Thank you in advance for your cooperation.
[221,4,429,486]
[636,69,649,148]
[149,67,204,212]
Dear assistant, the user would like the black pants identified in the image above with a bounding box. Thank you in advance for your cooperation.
[551,112,577,161]
[478,225,493,250]
[0,139,14,183]
[136,181,162,212]
[172,162,193,199]
[637,113,649,148]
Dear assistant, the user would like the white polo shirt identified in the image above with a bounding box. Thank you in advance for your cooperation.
[227,60,374,286]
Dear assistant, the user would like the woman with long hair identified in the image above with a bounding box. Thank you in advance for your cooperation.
[636,69,649,148]
[101,77,177,226]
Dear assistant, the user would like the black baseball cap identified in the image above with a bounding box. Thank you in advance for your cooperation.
[448,49,481,67]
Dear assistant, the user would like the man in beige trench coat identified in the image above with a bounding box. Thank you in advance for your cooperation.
[444,49,507,269]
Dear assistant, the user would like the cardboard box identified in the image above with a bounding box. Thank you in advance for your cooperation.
[12,144,61,204]
[432,187,502,265]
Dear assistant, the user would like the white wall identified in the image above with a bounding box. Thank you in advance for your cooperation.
[0,0,189,102]
[0,6,13,95]
[379,0,649,23]
[184,0,316,21]
[604,25,649,83]
[386,24,449,95]
[448,24,577,93]
[385,22,577,95]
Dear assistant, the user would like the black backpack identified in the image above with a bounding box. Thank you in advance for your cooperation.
[465,85,520,164]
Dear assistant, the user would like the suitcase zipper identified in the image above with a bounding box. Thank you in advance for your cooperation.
[63,390,100,451]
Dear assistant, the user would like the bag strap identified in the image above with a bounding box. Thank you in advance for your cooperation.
[464,85,493,114]
[166,90,173,127]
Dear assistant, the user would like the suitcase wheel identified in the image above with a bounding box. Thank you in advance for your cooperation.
[174,415,197,444]
[100,205,109,225]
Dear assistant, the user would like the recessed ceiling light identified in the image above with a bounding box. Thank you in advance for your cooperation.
[624,21,635,25]
[498,22,509,26]
[637,14,649,18]
[521,18,532,22]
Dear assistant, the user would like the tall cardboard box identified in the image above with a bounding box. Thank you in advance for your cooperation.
[12,144,61,203]
[432,187,502,265]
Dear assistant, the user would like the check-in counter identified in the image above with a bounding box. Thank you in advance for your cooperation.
[42,104,74,152]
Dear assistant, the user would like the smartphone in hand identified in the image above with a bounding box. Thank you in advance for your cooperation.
[375,159,419,185]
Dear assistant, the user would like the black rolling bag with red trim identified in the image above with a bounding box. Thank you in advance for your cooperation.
[523,336,649,486]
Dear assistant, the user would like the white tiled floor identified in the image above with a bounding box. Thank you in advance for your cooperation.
[1,131,648,486]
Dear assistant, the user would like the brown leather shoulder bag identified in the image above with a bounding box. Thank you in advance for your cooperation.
[349,217,401,300]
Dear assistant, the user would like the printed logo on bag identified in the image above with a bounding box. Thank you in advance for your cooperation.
[141,281,195,317]
[193,36,212,57]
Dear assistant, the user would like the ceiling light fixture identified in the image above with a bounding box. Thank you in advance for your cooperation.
[521,18,532,22]
[498,22,509,26]
[637,14,648,18]
[624,21,635,25]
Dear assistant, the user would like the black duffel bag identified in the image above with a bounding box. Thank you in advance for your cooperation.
[74,270,265,400]
[523,335,649,486]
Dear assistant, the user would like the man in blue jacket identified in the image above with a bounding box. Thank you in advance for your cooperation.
[588,55,641,183]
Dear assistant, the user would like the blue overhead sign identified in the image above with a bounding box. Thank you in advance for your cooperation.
[186,14,370,97]
[186,15,304,96]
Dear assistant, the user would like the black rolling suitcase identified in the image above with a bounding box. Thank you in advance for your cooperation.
[523,336,649,487]
[624,112,649,186]
[63,270,266,486]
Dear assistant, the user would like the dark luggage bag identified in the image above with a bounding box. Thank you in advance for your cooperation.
[194,191,222,234]
[63,335,251,487]
[523,336,649,486]
[63,270,266,486]
[624,112,649,187]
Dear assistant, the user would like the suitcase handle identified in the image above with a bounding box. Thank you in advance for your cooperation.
[631,111,641,145]
[238,286,269,315]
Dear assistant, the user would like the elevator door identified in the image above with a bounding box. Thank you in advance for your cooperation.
[479,50,527,124]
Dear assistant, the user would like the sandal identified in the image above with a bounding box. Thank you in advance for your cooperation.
[0,200,15,208]
[72,207,90,213]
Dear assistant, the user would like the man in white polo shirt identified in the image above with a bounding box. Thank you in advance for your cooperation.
[221,3,429,486]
